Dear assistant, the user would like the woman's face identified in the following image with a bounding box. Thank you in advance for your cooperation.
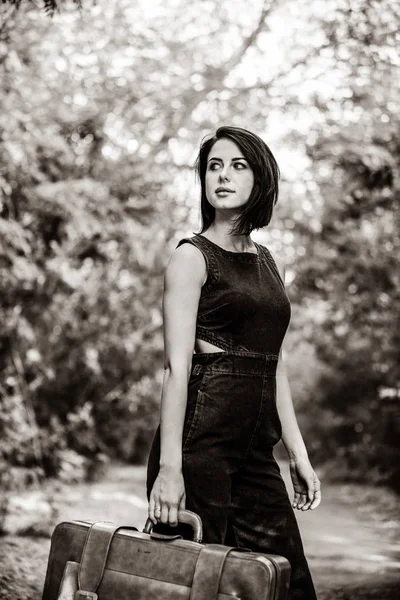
[205,138,254,212]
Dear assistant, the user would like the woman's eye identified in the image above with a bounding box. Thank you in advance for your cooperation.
[208,162,247,171]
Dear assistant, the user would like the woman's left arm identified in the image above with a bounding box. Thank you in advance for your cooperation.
[273,253,322,511]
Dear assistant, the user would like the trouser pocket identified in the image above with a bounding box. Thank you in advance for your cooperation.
[182,366,209,452]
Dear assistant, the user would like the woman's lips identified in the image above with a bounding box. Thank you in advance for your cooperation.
[215,188,234,194]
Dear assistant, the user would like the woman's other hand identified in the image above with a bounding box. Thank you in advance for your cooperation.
[290,456,321,511]
[148,467,186,527]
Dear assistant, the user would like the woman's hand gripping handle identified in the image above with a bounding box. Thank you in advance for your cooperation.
[148,466,186,527]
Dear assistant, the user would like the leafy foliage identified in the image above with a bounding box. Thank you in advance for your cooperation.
[284,1,400,489]
[294,128,400,488]
[0,0,399,491]
[1,0,82,17]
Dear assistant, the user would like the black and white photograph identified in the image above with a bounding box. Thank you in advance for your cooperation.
[0,1,399,599]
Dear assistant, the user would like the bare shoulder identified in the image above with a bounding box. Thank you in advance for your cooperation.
[165,240,206,288]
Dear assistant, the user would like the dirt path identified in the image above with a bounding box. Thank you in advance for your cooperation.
[279,462,400,599]
[1,461,399,599]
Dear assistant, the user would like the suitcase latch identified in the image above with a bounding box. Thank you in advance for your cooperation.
[75,592,98,600]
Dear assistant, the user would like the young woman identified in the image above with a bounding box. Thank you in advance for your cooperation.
[146,126,321,599]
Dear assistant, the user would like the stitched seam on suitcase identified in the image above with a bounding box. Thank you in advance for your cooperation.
[97,567,242,599]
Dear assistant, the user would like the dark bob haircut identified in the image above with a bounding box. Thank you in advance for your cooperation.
[194,126,280,236]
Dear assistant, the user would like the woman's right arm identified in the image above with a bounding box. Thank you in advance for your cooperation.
[148,242,206,528]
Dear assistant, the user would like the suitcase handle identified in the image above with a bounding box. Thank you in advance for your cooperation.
[148,531,182,541]
[143,509,203,543]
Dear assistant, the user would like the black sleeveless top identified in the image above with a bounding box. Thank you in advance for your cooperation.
[176,234,291,356]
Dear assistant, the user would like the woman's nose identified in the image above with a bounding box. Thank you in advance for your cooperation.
[219,167,231,182]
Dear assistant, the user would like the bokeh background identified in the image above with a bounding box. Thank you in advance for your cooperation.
[0,1,399,598]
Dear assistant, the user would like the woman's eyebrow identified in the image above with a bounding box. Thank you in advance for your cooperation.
[207,156,247,162]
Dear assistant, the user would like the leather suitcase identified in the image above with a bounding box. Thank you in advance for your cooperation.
[42,510,291,600]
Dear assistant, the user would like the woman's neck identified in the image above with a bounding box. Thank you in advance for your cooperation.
[202,225,254,253]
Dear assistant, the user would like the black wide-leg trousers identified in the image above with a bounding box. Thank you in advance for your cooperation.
[146,352,317,600]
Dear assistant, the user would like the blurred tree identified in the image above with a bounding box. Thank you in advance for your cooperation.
[1,0,82,18]
[289,0,400,489]
[0,0,399,491]
[1,0,290,481]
